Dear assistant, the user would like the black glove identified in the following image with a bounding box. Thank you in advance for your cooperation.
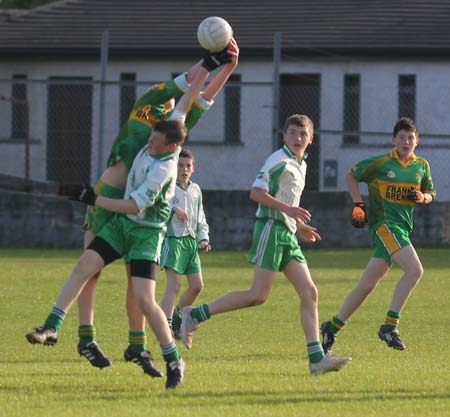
[68,183,97,206]
[351,202,367,228]
[201,47,232,71]
[406,186,425,203]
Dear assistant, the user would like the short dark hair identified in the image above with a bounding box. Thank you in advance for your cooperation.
[283,114,314,134]
[179,149,195,161]
[393,117,418,137]
[154,119,187,145]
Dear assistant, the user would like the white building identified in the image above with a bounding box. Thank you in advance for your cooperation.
[1,0,450,199]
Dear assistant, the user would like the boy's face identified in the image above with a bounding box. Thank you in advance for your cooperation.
[147,130,177,155]
[283,124,313,158]
[177,156,195,185]
[393,128,418,159]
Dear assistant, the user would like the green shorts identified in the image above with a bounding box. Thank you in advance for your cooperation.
[161,236,201,275]
[97,214,165,263]
[83,180,124,234]
[247,219,306,272]
[371,223,412,264]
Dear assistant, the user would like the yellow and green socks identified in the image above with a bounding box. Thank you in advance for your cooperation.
[329,315,346,335]
[78,325,96,347]
[129,331,147,353]
[381,310,400,332]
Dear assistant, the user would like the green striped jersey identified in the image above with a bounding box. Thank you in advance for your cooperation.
[166,181,209,242]
[252,145,307,233]
[124,146,181,229]
[351,148,436,232]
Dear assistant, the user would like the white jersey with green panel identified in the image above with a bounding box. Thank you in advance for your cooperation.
[125,146,181,229]
[351,148,436,233]
[166,181,209,242]
[252,144,307,233]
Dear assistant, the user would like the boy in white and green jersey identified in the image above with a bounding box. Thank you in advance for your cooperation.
[180,115,352,376]
[160,149,211,339]
[321,117,436,354]
[75,39,239,374]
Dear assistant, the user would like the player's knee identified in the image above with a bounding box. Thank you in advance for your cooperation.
[407,262,424,282]
[248,291,269,306]
[74,252,99,278]
[190,281,204,296]
[134,293,157,315]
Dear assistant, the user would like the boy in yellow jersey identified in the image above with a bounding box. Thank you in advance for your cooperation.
[74,39,239,374]
[180,115,352,375]
[25,64,216,389]
[321,117,436,353]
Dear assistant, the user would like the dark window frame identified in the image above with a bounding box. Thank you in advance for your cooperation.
[343,73,360,145]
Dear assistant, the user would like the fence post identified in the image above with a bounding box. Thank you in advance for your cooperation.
[97,31,109,180]
[272,31,281,151]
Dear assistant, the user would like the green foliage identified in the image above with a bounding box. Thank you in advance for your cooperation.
[1,248,450,417]
[0,0,54,9]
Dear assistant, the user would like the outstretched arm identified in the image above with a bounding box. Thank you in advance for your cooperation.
[201,37,239,101]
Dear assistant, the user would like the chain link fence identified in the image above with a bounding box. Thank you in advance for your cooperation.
[1,73,450,200]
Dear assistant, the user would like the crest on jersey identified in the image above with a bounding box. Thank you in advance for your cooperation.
[387,170,396,178]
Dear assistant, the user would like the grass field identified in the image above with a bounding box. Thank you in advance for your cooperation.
[1,248,449,417]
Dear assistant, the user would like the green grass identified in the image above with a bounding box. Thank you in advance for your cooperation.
[1,248,450,417]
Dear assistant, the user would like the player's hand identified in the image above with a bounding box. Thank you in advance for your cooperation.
[351,202,367,228]
[198,240,212,252]
[201,47,233,71]
[285,206,311,224]
[406,187,425,203]
[173,206,188,223]
[298,223,321,243]
[68,183,97,206]
[226,37,239,67]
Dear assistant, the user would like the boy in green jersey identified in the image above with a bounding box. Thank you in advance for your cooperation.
[180,114,352,376]
[160,149,211,339]
[25,64,225,390]
[75,39,239,373]
[321,117,436,353]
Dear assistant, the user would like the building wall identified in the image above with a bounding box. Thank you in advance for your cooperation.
[1,188,449,249]
[1,57,450,199]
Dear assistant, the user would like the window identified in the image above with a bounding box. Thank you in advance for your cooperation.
[120,73,136,126]
[224,74,241,143]
[12,74,29,140]
[398,75,416,120]
[343,74,360,145]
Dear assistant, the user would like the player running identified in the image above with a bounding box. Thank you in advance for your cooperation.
[321,117,436,354]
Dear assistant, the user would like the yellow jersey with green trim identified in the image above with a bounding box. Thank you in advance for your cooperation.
[351,148,436,233]
[106,80,206,169]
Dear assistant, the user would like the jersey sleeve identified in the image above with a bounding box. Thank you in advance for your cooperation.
[196,187,209,242]
[252,159,272,192]
[420,159,437,199]
[350,154,384,183]
[184,97,212,131]
[130,164,172,213]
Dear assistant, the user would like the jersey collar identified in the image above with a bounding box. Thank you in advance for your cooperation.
[151,146,181,161]
[282,144,308,163]
[390,148,417,167]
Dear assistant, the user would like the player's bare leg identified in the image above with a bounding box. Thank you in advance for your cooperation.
[131,275,183,387]
[124,266,163,377]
